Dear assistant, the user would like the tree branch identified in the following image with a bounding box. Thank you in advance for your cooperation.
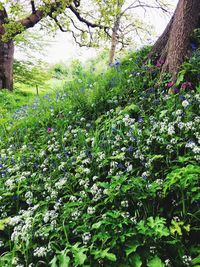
[0,0,74,38]
[68,4,106,30]
[30,1,36,14]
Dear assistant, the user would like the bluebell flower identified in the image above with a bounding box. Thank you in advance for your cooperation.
[191,42,196,51]
[179,95,186,101]
[12,195,18,201]
[138,117,144,123]
[117,163,126,170]
[131,136,137,141]
[127,146,134,153]
[10,158,15,164]
[148,87,155,93]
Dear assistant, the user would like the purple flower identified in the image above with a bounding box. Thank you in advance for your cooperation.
[174,88,180,94]
[167,81,173,87]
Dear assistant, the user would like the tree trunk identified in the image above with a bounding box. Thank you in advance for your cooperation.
[148,0,200,82]
[0,40,14,90]
[0,7,14,90]
[109,17,120,65]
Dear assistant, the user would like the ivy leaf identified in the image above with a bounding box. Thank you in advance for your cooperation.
[147,256,164,267]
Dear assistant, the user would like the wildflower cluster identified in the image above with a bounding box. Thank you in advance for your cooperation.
[0,48,199,266]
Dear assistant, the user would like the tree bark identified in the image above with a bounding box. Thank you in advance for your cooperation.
[0,7,14,90]
[109,17,120,65]
[0,40,14,90]
[148,0,200,82]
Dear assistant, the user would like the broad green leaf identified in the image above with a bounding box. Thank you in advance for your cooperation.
[93,248,117,262]
[123,103,139,113]
[129,254,142,267]
[104,252,117,262]
[58,253,70,267]
[125,241,140,256]
[74,250,87,266]
[147,256,164,267]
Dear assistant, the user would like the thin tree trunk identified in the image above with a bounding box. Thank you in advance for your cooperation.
[0,40,14,90]
[109,17,120,65]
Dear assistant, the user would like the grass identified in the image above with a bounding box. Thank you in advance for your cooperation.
[0,47,199,267]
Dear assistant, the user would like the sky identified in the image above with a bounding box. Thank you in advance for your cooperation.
[15,0,178,64]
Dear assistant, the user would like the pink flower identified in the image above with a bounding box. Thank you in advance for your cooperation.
[47,127,52,133]
[155,59,164,67]
[181,82,192,90]
[167,82,173,87]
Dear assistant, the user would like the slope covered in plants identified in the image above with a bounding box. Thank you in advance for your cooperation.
[0,48,199,267]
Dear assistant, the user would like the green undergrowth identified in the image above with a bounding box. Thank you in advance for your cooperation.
[0,47,200,267]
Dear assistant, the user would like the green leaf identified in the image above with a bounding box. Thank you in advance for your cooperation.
[73,249,87,266]
[50,256,58,267]
[109,152,125,160]
[192,255,200,265]
[123,103,139,113]
[150,155,164,161]
[95,114,105,125]
[129,254,142,267]
[0,218,10,231]
[159,110,168,118]
[147,256,164,267]
[125,241,140,256]
[93,248,117,262]
[175,73,185,86]
[92,221,102,229]
[57,253,70,267]
[105,252,117,262]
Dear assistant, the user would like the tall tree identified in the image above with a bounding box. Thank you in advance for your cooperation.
[148,0,200,82]
[0,0,107,91]
[96,0,171,65]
